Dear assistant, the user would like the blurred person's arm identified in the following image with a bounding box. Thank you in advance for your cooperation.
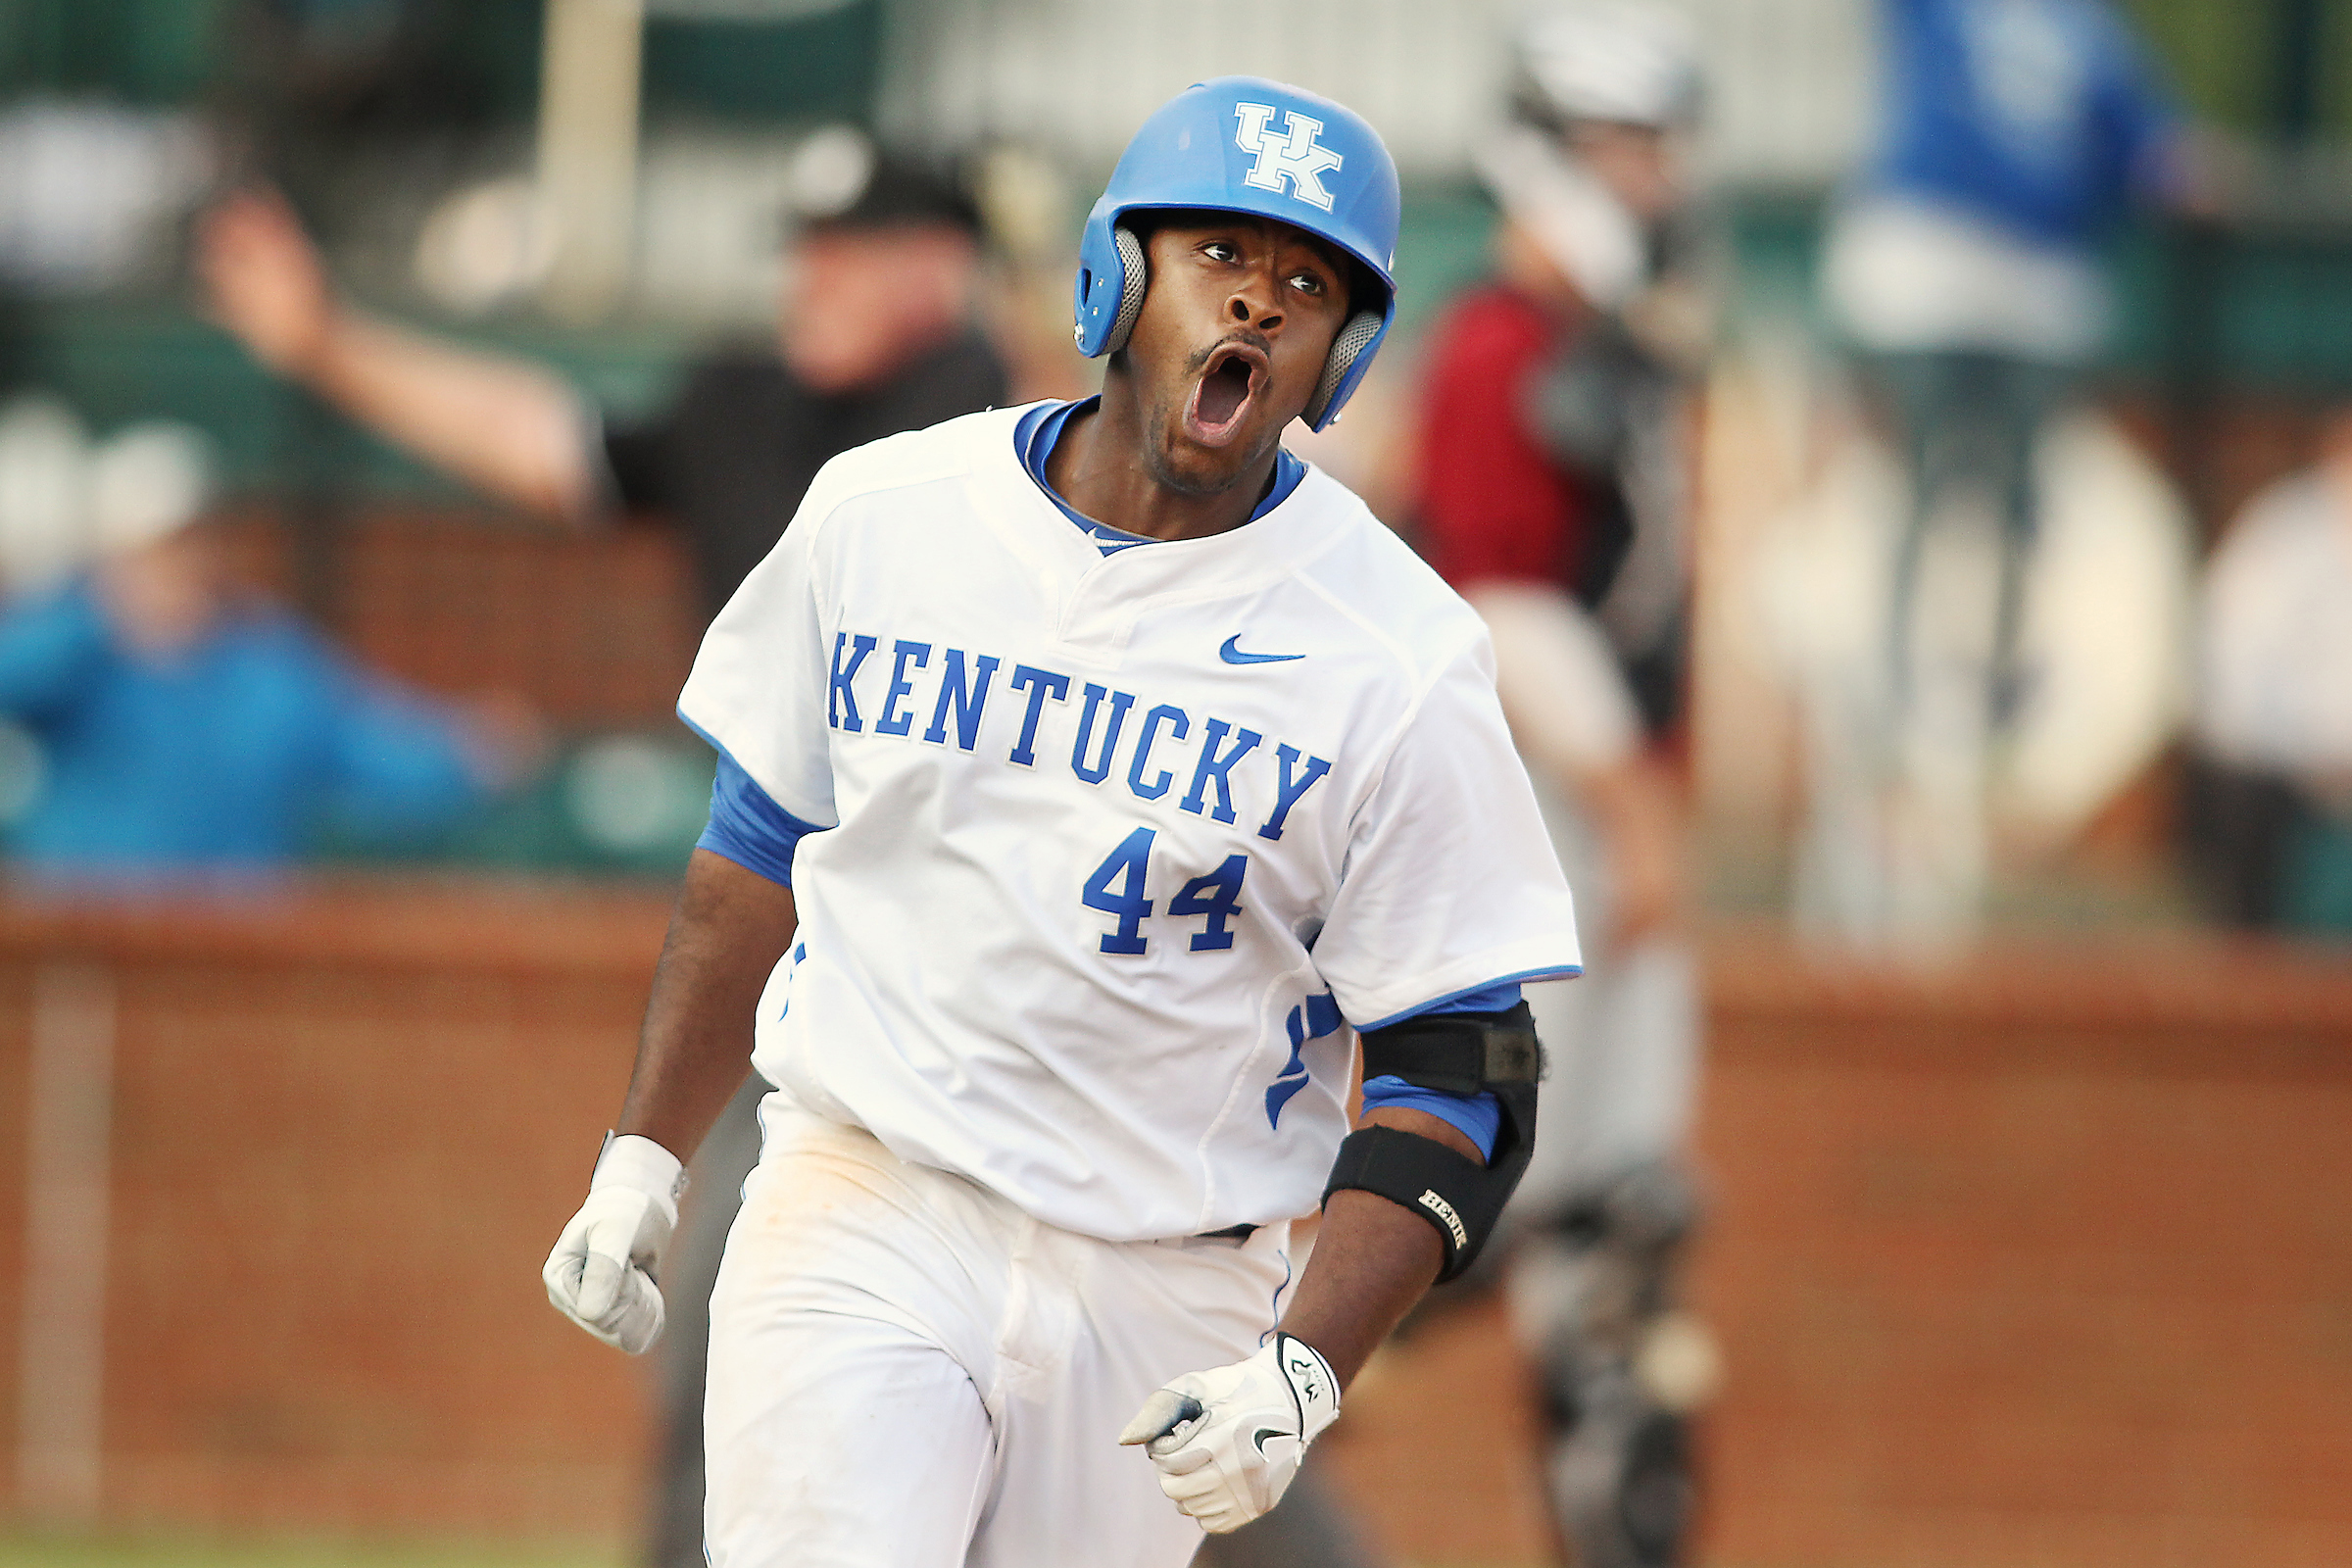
[1465,580,1686,948]
[197,189,601,523]
[315,644,549,846]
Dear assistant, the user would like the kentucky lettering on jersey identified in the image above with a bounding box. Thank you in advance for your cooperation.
[678,405,1579,1243]
[821,626,1333,841]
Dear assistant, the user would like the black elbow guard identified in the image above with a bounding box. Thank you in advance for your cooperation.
[1321,1001,1543,1282]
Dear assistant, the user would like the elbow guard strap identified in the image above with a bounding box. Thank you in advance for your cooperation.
[1322,1002,1544,1282]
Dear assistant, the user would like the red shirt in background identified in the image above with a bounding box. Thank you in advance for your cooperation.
[1412,283,1600,595]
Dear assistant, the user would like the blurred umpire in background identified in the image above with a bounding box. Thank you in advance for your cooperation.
[195,134,1008,1568]
[196,132,1007,619]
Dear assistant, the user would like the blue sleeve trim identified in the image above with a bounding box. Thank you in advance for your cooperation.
[1350,969,1581,1162]
[1361,1076,1501,1160]
[1354,965,1581,1033]
[696,750,827,888]
[1417,979,1524,1016]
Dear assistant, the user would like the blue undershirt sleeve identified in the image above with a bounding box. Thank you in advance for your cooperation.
[697,751,825,887]
[1412,980,1525,1015]
[0,584,111,720]
[1357,982,1524,1160]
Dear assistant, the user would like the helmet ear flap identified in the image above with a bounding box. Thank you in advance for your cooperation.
[1303,309,1385,429]
[1102,225,1150,355]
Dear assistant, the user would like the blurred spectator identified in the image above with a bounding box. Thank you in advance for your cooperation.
[1822,0,2193,725]
[1412,6,1713,1565]
[197,129,1007,618]
[2186,413,2352,932]
[198,130,1009,1568]
[0,435,526,880]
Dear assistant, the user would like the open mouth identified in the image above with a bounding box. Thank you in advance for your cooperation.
[1183,343,1267,447]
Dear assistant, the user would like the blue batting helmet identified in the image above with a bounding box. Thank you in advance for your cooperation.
[1073,76,1401,431]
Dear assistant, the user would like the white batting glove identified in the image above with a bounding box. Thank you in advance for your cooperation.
[1118,1332,1341,1534]
[541,1134,686,1356]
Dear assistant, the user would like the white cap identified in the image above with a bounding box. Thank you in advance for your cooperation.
[785,125,877,220]
[87,420,213,557]
[1513,1,1703,129]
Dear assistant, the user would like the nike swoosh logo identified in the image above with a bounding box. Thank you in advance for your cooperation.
[1220,635,1304,665]
[1250,1427,1291,1455]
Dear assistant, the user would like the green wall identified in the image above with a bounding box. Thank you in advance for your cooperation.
[2125,0,2352,140]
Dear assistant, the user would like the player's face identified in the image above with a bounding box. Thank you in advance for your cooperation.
[1565,122,1685,224]
[779,223,979,393]
[1120,215,1352,494]
[93,527,226,659]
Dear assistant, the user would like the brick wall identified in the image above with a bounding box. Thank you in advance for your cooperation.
[0,883,671,1538]
[1321,928,2352,1568]
[211,507,700,730]
[2,903,2348,1564]
[1683,930,2352,1568]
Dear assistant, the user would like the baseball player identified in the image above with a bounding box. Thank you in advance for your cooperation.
[543,77,1581,1566]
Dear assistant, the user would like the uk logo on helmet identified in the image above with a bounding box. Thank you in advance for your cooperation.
[1233,103,1344,212]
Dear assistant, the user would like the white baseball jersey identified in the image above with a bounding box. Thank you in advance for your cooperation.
[679,404,1580,1242]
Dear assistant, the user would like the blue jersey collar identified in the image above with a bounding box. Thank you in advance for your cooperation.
[1013,397,1308,556]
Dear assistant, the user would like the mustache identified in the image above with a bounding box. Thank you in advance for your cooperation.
[1183,329,1273,375]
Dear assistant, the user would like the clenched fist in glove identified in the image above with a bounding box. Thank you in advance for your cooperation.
[542,1133,687,1355]
[1119,1332,1342,1533]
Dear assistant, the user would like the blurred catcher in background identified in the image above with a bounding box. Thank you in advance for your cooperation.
[1412,6,1715,1566]
[196,130,1009,1568]
[0,403,531,878]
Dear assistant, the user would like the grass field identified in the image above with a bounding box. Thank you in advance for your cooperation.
[0,1539,1526,1568]
[0,1542,1521,1568]
[0,1538,625,1568]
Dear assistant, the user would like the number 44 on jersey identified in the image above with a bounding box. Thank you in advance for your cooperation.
[1084,828,1250,956]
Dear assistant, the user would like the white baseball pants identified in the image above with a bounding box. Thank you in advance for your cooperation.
[704,1097,1295,1568]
